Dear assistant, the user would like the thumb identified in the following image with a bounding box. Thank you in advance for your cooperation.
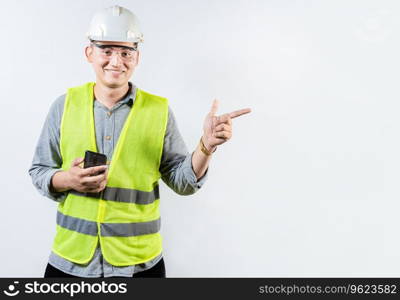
[71,157,84,167]
[209,99,219,116]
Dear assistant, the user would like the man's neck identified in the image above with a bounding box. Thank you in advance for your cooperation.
[94,82,130,109]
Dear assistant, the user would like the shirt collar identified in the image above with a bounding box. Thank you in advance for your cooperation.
[94,81,136,109]
[120,81,136,106]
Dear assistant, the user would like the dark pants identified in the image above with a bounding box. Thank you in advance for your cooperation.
[44,258,166,278]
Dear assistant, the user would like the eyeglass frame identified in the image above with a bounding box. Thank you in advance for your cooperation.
[90,41,138,61]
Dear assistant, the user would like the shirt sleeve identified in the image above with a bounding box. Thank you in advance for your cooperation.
[28,94,67,202]
[159,106,208,195]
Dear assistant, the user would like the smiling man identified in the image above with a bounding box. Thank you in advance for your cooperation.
[29,5,251,278]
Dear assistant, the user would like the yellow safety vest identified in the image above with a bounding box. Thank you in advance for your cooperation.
[51,82,168,266]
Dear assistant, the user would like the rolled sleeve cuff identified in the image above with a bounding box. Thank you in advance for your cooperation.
[44,169,67,202]
[181,152,208,190]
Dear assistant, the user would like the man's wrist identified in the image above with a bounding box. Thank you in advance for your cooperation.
[51,170,71,193]
[200,136,217,155]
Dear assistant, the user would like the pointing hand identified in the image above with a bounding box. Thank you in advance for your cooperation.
[202,99,251,152]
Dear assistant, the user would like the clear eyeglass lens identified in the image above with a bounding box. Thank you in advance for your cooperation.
[99,47,134,61]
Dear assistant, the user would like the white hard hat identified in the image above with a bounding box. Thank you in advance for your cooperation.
[86,5,144,43]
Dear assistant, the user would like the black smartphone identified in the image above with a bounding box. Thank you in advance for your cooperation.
[83,150,108,175]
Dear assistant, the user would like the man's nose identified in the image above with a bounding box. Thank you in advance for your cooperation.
[109,52,123,67]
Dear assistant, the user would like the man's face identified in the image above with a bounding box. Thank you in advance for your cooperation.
[85,41,139,88]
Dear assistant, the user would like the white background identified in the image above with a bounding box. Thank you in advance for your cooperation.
[1,0,400,277]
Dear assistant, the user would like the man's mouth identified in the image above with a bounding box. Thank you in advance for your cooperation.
[105,69,125,74]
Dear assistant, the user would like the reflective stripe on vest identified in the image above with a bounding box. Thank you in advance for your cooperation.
[57,211,161,237]
[52,82,168,266]
[69,184,160,204]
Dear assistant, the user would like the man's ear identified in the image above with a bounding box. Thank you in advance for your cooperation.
[134,50,140,67]
[85,46,93,63]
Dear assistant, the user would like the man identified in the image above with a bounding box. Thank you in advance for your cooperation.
[29,5,251,278]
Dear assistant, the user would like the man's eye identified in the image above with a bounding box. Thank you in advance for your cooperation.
[121,52,131,57]
[103,50,112,55]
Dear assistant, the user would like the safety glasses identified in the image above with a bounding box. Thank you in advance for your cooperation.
[91,42,137,62]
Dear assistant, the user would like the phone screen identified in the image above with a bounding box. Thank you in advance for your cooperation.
[84,151,108,175]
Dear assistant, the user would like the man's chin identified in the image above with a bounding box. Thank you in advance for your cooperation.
[102,79,128,89]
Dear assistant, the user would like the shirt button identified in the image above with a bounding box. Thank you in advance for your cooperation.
[107,111,112,116]
[105,135,111,140]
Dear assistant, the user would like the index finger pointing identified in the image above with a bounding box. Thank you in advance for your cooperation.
[229,108,252,119]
